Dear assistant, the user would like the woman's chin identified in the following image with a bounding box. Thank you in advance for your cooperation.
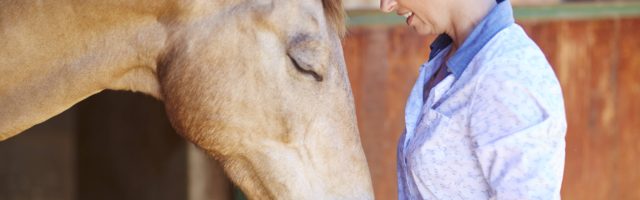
[412,26,433,36]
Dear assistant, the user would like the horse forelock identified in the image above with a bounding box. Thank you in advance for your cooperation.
[322,0,346,39]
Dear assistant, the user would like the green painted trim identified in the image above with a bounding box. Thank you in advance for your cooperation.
[347,2,640,26]
[347,11,404,26]
[515,2,640,20]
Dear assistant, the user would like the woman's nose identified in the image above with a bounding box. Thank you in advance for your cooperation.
[379,0,397,13]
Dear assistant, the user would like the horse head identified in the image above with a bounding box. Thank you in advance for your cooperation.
[0,0,373,198]
[157,0,374,199]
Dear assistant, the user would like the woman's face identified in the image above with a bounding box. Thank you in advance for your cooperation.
[380,0,450,35]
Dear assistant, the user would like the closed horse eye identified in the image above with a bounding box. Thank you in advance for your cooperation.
[287,54,323,82]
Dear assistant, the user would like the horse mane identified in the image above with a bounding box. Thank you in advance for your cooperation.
[322,0,346,38]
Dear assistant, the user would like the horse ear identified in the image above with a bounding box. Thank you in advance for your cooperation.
[287,34,327,82]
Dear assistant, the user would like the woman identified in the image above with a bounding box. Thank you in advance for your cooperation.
[379,0,567,199]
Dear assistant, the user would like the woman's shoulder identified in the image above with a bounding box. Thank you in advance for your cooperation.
[477,24,548,65]
[464,24,559,90]
[465,24,565,115]
[469,24,555,79]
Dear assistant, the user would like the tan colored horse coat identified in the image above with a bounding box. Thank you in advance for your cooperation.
[0,0,373,199]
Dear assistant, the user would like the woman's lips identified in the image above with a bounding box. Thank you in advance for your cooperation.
[402,12,414,25]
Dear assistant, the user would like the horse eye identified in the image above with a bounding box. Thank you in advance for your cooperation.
[287,54,323,82]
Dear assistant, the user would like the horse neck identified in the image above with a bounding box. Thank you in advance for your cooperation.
[0,0,185,140]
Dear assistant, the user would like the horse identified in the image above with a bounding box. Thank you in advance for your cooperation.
[0,0,374,199]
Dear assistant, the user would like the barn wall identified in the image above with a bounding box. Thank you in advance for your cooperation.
[344,14,640,200]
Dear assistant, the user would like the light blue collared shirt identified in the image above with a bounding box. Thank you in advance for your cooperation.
[397,1,567,199]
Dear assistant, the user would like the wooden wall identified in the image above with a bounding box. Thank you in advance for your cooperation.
[343,17,640,200]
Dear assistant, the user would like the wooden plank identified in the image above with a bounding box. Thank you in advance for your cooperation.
[583,18,619,200]
[616,17,640,200]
